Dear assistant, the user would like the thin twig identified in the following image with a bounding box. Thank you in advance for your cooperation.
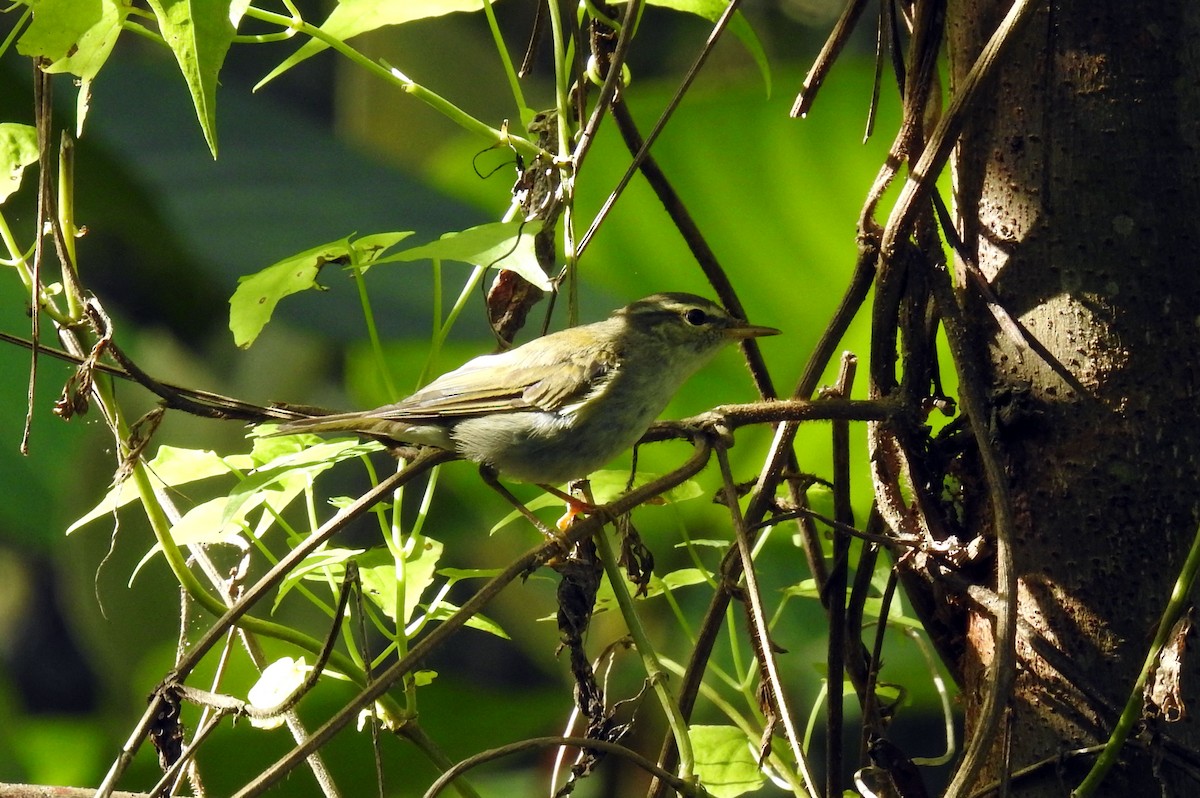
[94,453,450,797]
[714,444,819,797]
[825,353,857,797]
[577,0,743,257]
[0,328,309,422]
[231,435,716,797]
[608,98,777,400]
[572,0,643,173]
[929,237,1018,798]
[423,736,702,798]
[24,62,52,454]
[790,0,872,118]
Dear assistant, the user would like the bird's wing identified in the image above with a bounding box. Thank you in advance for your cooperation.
[371,342,620,421]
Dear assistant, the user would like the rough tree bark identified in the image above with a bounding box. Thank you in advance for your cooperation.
[949,0,1200,794]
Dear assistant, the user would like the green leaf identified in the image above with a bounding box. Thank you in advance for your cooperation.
[276,547,364,611]
[222,440,378,531]
[259,0,500,86]
[144,0,244,158]
[317,542,444,625]
[690,725,765,798]
[17,0,132,133]
[350,231,414,272]
[229,232,413,347]
[590,566,710,617]
[424,601,509,638]
[371,538,443,624]
[169,493,262,545]
[655,566,711,592]
[381,220,550,290]
[229,236,349,348]
[0,124,38,205]
[67,446,252,534]
[642,0,771,95]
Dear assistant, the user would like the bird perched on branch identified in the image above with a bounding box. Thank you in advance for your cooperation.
[273,292,778,486]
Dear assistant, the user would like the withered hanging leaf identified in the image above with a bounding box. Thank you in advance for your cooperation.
[551,538,615,795]
[112,407,165,487]
[617,516,654,598]
[1146,608,1192,722]
[53,332,110,420]
[486,268,544,347]
[149,687,185,772]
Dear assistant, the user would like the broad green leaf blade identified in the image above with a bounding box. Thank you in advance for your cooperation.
[276,547,364,611]
[655,566,711,592]
[145,0,240,158]
[170,493,262,545]
[351,231,414,271]
[0,124,38,204]
[690,725,766,798]
[424,601,509,638]
[229,232,414,347]
[258,0,500,87]
[224,439,379,526]
[362,538,443,624]
[382,220,550,290]
[592,566,710,616]
[67,446,253,534]
[317,543,444,625]
[229,236,350,348]
[17,0,131,133]
[643,0,771,95]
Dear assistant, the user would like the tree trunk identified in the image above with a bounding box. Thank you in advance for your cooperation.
[948,1,1200,793]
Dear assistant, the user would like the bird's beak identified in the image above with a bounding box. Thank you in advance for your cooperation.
[725,321,781,340]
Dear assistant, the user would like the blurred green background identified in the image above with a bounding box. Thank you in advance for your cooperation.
[0,2,955,795]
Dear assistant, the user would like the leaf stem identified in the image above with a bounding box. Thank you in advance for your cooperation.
[479,0,532,128]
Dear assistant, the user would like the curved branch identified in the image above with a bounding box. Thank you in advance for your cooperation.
[423,736,703,798]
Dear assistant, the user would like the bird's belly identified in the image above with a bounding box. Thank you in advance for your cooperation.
[450,404,657,485]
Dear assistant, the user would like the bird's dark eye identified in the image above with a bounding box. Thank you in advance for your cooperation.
[683,308,708,326]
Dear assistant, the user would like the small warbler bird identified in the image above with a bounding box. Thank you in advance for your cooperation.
[274,293,778,485]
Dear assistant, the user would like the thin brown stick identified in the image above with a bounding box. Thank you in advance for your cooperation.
[232,435,716,797]
[826,353,857,796]
[714,444,819,796]
[94,453,450,797]
[608,98,777,400]
[24,62,51,454]
[790,0,872,118]
[423,737,702,798]
[929,233,1017,798]
[577,0,743,257]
